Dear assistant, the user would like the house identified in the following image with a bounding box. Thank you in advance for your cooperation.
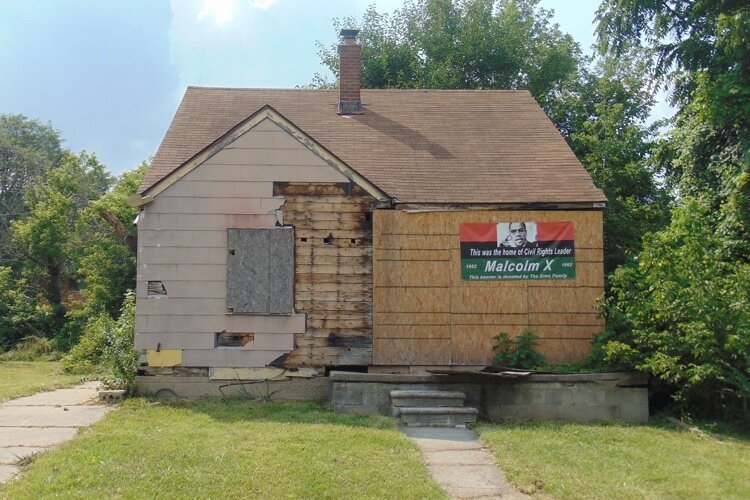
[130,30,607,393]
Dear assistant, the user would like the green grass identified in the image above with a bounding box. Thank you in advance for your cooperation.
[476,420,750,499]
[0,398,446,499]
[0,361,83,401]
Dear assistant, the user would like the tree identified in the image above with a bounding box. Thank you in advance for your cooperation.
[314,0,580,110]
[604,199,750,417]
[596,0,750,417]
[597,0,750,260]
[0,266,40,349]
[0,114,64,264]
[548,52,670,273]
[76,162,146,318]
[315,0,668,275]
[10,152,111,340]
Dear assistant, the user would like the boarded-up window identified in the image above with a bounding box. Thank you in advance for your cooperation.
[227,228,294,314]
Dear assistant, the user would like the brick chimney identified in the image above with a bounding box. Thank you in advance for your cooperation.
[338,29,361,114]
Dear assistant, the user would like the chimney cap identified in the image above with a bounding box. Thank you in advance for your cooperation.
[339,29,360,41]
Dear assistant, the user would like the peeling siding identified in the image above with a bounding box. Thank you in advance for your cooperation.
[135,119,352,368]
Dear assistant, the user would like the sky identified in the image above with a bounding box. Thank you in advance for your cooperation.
[0,0,671,175]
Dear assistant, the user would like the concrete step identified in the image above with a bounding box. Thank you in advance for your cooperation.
[396,406,479,427]
[390,390,465,408]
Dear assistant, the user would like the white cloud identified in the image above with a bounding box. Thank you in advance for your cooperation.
[249,0,277,10]
[197,0,238,26]
[195,0,277,26]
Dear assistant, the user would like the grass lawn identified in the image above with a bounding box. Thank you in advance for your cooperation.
[0,361,83,402]
[476,421,750,499]
[0,398,445,499]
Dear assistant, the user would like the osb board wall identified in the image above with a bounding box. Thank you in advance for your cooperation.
[135,118,350,368]
[276,182,377,368]
[372,209,605,365]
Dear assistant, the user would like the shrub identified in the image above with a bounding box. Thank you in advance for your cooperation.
[0,336,61,361]
[603,199,750,418]
[62,290,138,394]
[492,331,546,370]
[61,313,114,373]
[0,266,41,350]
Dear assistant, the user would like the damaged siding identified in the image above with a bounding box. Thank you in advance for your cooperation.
[277,183,377,368]
[135,118,350,368]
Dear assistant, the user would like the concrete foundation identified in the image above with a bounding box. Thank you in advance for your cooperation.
[137,370,648,423]
[331,371,649,423]
[136,374,331,401]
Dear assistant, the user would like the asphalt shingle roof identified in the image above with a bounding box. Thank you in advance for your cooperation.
[140,87,606,204]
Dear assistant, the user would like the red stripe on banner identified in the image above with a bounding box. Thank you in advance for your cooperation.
[459,223,497,242]
[536,221,574,241]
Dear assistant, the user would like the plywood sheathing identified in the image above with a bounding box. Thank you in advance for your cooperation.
[372,210,605,366]
[277,182,377,368]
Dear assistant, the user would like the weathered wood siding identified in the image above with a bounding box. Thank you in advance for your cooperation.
[372,210,605,365]
[136,118,350,368]
[276,183,377,368]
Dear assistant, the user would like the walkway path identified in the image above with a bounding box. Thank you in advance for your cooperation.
[0,381,110,483]
[402,427,529,500]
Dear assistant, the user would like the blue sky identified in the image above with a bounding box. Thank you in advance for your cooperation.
[0,0,666,175]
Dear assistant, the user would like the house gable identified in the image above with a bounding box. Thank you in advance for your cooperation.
[131,106,390,207]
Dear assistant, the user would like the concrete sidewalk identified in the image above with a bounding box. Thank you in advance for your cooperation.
[0,381,110,483]
[403,427,528,500]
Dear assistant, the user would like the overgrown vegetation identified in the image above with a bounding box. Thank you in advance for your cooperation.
[604,200,750,417]
[0,113,144,375]
[0,399,445,499]
[492,331,546,370]
[62,291,138,393]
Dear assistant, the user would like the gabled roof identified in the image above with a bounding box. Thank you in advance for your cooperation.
[139,87,606,205]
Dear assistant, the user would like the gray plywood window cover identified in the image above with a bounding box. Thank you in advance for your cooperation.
[227,227,294,315]
[147,281,167,296]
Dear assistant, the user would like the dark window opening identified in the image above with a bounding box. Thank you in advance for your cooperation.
[147,281,167,297]
[216,331,254,347]
[300,237,308,242]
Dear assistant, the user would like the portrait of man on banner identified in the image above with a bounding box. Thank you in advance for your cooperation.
[498,222,538,249]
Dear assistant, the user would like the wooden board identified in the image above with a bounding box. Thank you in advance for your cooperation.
[277,182,377,368]
[372,209,605,365]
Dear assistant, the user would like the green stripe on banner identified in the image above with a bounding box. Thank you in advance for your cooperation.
[461,257,576,280]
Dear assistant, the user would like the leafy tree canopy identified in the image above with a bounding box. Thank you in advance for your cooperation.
[315,0,581,110]
[0,114,64,263]
[597,0,750,260]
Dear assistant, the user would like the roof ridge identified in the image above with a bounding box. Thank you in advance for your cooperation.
[186,86,531,94]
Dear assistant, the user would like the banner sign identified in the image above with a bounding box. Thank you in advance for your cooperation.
[460,222,575,280]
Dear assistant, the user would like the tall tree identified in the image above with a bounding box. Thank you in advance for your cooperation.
[0,114,64,264]
[597,0,750,417]
[548,52,670,273]
[597,0,750,259]
[76,162,146,319]
[10,152,111,339]
[315,0,580,111]
[315,0,667,274]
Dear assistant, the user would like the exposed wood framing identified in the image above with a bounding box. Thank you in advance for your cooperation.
[276,182,376,368]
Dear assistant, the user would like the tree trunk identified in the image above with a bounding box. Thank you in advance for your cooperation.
[100,210,137,252]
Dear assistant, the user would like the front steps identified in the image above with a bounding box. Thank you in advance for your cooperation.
[391,390,478,427]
